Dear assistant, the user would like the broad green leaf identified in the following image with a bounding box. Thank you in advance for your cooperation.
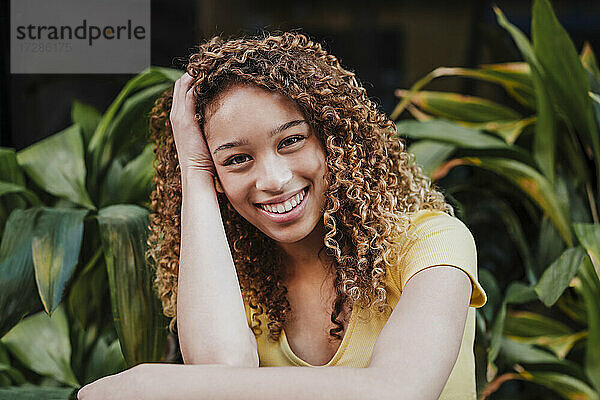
[397,90,521,123]
[503,310,586,358]
[535,246,587,306]
[558,132,591,192]
[537,216,567,275]
[576,256,600,392]
[461,116,536,145]
[479,63,537,107]
[0,386,76,399]
[505,331,587,360]
[16,125,95,210]
[100,143,155,207]
[407,140,455,178]
[116,143,155,204]
[0,343,26,386]
[0,148,25,186]
[505,310,572,338]
[531,79,556,185]
[68,320,99,386]
[67,249,107,330]
[97,205,168,366]
[31,208,89,315]
[461,157,572,246]
[0,208,42,338]
[518,369,599,400]
[494,4,557,185]
[564,181,592,229]
[71,100,102,150]
[505,282,538,304]
[493,6,543,73]
[532,0,600,191]
[396,120,534,165]
[0,181,41,206]
[84,337,126,385]
[104,83,171,162]
[0,149,27,229]
[501,338,585,380]
[574,223,600,280]
[98,157,125,208]
[0,364,26,386]
[489,282,537,366]
[390,63,535,120]
[501,338,553,363]
[0,343,9,367]
[87,67,180,186]
[1,305,78,387]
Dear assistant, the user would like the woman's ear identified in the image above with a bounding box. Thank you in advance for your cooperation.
[214,175,225,194]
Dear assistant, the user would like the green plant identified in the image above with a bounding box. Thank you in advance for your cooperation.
[0,67,182,398]
[393,1,600,398]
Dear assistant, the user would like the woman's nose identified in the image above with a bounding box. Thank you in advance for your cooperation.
[255,156,292,192]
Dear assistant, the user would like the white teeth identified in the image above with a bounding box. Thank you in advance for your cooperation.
[260,188,306,214]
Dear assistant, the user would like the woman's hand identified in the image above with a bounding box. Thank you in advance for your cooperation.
[170,72,215,176]
[77,365,142,400]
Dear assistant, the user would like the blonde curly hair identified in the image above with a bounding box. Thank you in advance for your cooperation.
[146,32,453,342]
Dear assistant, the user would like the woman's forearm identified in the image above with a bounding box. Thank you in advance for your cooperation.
[177,169,258,367]
[131,363,389,400]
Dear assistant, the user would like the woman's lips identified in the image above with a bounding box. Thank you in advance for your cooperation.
[256,187,309,224]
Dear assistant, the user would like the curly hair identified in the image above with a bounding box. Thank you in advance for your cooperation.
[146,32,453,343]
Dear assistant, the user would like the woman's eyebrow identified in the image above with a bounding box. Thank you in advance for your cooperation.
[270,119,306,137]
[212,119,307,156]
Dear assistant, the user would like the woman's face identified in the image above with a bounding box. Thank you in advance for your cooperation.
[203,84,328,244]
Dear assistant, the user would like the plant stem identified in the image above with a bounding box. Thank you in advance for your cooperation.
[479,372,522,400]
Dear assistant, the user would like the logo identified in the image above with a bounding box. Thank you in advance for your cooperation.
[11,0,151,74]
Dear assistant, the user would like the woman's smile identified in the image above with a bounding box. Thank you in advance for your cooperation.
[255,186,309,223]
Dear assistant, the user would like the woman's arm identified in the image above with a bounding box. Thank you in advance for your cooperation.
[81,363,385,400]
[370,265,472,399]
[171,73,258,367]
[177,170,258,367]
[78,266,471,400]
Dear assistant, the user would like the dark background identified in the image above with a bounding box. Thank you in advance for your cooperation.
[1,0,599,151]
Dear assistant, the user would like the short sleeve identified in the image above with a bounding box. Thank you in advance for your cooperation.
[395,210,487,308]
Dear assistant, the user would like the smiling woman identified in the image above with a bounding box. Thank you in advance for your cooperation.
[77,32,487,400]
[204,85,328,244]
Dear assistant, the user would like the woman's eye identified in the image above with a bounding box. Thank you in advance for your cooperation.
[225,155,251,166]
[279,135,305,149]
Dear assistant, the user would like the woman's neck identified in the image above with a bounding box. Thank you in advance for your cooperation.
[277,220,334,286]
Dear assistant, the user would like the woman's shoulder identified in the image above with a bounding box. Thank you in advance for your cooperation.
[390,208,487,308]
[406,208,462,228]
[396,209,473,245]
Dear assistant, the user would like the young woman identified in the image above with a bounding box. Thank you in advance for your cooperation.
[78,32,486,400]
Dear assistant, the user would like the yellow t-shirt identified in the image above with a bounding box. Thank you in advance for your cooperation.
[244,209,487,400]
